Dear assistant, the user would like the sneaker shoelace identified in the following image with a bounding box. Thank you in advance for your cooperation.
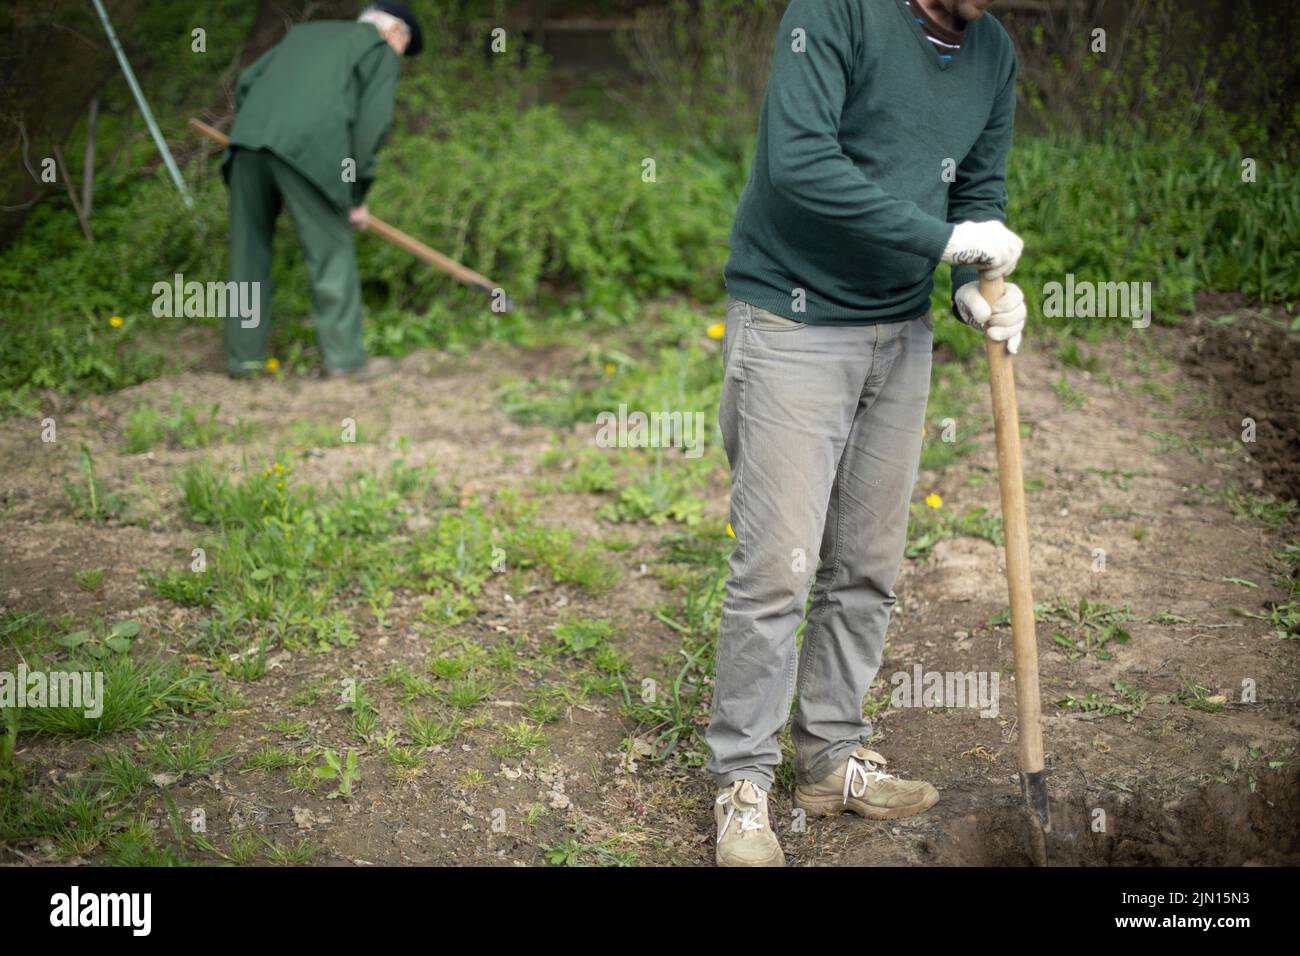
[716,785,767,843]
[843,755,897,805]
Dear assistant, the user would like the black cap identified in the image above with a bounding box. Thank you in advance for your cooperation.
[371,1,423,56]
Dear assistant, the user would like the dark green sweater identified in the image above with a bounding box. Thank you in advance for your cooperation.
[724,0,1018,324]
[223,21,400,213]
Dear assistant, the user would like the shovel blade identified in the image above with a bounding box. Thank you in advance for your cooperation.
[1021,768,1051,833]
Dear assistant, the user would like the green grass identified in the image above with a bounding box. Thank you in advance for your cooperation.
[1051,371,1088,411]
[161,456,545,652]
[492,720,548,758]
[1179,482,1300,526]
[124,394,253,453]
[62,444,129,524]
[89,749,153,800]
[16,654,221,737]
[507,520,620,594]
[596,453,706,527]
[1040,597,1138,662]
[905,502,1004,561]
[243,747,299,774]
[148,729,229,779]
[553,616,615,656]
[405,709,458,749]
[921,364,982,469]
[74,568,107,592]
[1229,542,1300,640]
[1056,680,1149,722]
[620,529,731,770]
[1177,677,1228,714]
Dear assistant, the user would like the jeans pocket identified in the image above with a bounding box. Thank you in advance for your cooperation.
[747,304,806,333]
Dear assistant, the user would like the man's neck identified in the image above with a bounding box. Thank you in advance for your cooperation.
[913,0,961,32]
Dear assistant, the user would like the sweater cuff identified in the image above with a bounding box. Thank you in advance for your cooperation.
[917,218,957,262]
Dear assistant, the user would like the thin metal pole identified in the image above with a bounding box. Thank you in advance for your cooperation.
[89,0,194,207]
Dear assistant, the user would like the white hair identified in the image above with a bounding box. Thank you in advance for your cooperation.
[358,8,409,36]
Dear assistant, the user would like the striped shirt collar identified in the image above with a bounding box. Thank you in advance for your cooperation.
[904,0,966,54]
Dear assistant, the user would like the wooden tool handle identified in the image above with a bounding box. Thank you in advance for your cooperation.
[980,275,1044,776]
[365,218,496,293]
[187,118,500,296]
[188,117,229,148]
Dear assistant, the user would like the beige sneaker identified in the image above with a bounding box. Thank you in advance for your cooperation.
[794,747,939,820]
[714,779,785,867]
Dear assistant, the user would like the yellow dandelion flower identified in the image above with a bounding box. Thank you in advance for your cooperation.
[707,323,725,340]
[109,315,124,328]
[925,493,942,509]
[265,357,280,372]
[605,363,616,375]
[726,521,735,538]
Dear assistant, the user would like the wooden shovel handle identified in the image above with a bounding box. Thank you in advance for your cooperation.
[980,275,1044,776]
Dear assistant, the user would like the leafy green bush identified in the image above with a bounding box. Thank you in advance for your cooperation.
[3,26,1297,412]
[370,106,735,308]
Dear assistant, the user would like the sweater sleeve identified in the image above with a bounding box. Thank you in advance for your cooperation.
[763,0,954,260]
[948,52,1018,303]
[350,44,400,207]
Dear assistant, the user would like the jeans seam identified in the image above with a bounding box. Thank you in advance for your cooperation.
[711,302,759,787]
[734,303,751,575]
[793,444,848,765]
[864,322,883,390]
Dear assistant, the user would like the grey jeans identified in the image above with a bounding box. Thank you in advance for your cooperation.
[705,297,933,791]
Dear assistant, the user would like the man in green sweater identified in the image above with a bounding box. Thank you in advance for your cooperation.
[708,0,1027,866]
[221,3,422,380]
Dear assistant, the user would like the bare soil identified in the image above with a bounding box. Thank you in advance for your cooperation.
[1,297,1297,867]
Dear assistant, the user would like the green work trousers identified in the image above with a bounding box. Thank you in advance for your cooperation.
[225,147,365,375]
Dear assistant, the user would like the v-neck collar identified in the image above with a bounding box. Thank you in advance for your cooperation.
[893,0,965,71]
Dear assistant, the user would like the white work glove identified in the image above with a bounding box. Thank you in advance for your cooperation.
[954,280,1027,354]
[941,220,1025,279]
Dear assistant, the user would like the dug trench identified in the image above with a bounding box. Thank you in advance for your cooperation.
[1184,293,1300,505]
[913,769,1300,866]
